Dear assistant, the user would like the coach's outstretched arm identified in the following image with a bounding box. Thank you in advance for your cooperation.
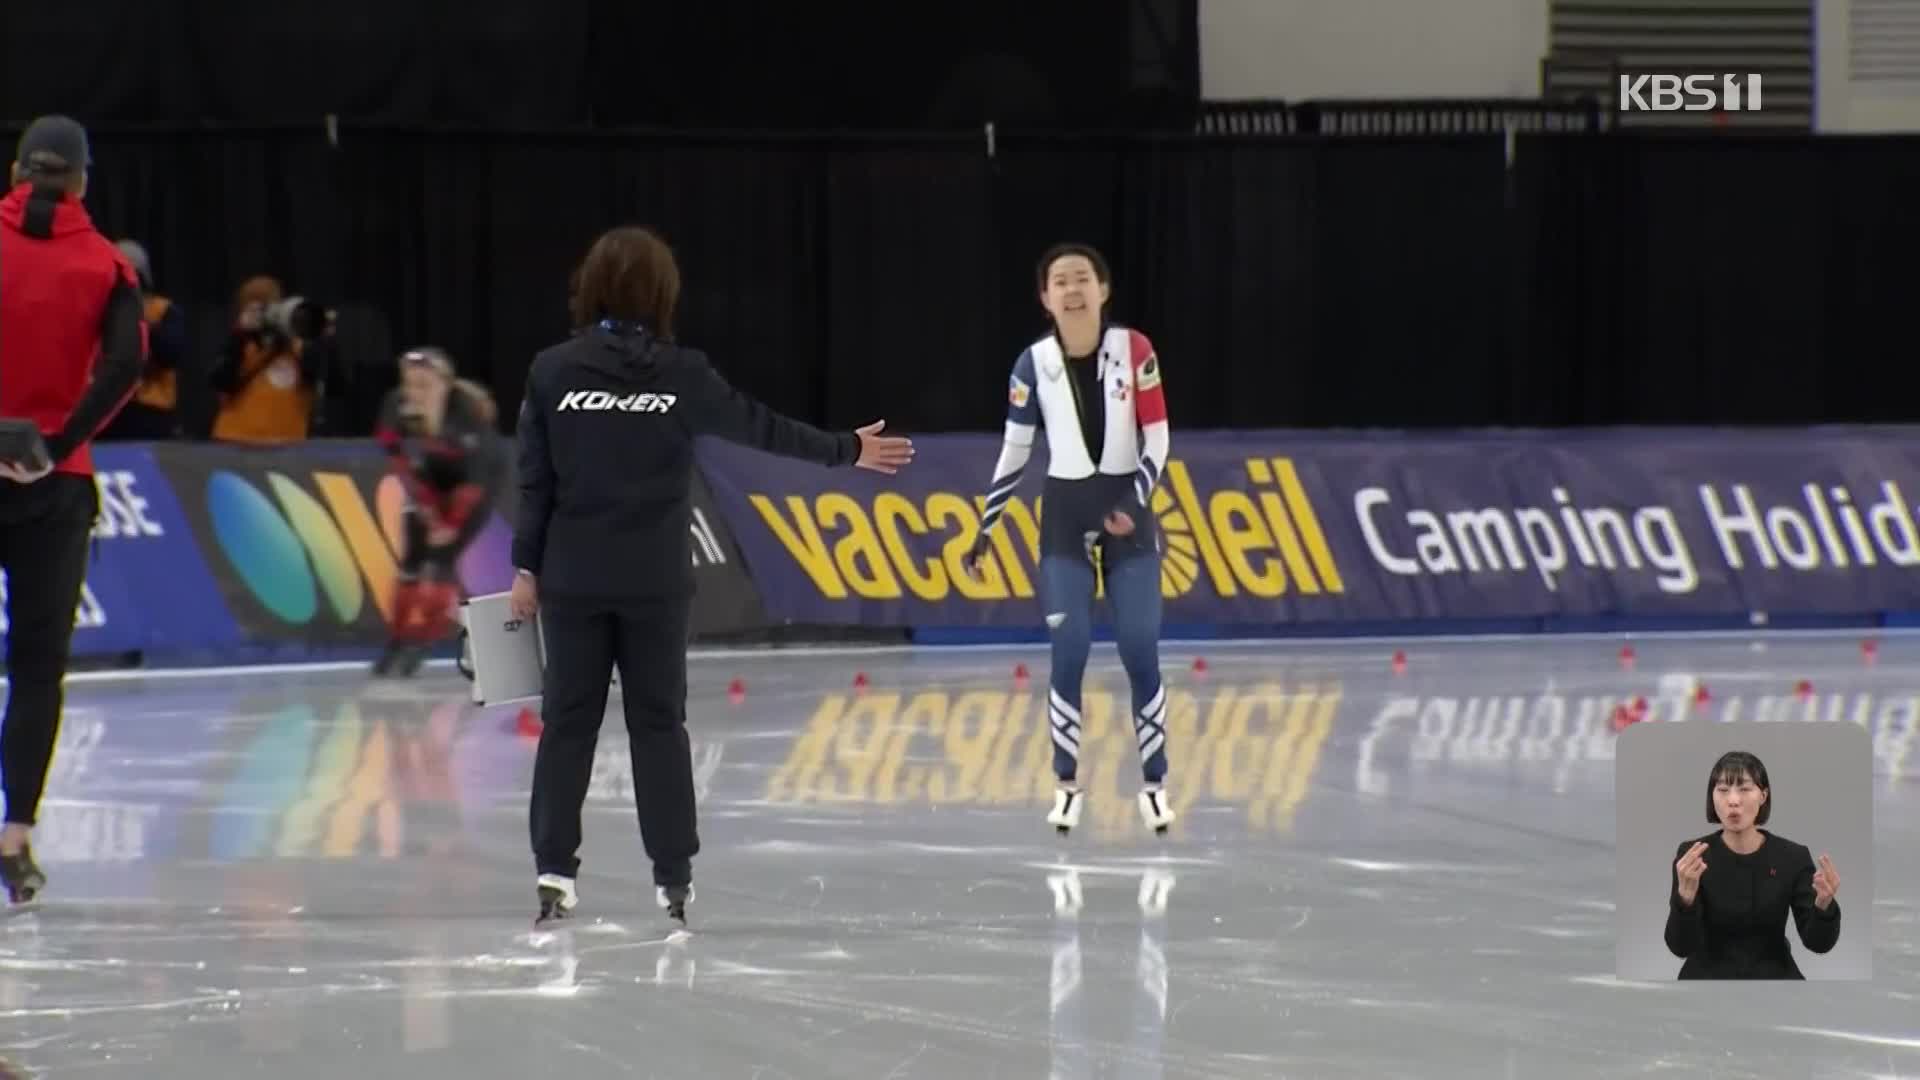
[683,355,913,474]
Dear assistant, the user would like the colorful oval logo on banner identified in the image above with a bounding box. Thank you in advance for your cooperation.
[207,472,322,623]
[205,470,386,626]
[199,464,516,629]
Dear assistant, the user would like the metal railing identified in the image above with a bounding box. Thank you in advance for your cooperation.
[1196,98,1607,137]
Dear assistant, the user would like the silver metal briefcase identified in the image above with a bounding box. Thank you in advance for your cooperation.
[459,592,547,706]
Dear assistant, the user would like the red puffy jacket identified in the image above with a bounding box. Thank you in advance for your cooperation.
[0,181,145,476]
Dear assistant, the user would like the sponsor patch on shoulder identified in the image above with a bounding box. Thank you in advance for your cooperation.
[1136,353,1161,390]
[1009,374,1032,408]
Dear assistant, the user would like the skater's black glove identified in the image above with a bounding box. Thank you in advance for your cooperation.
[963,532,994,578]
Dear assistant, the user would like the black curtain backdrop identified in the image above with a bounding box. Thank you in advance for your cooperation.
[0,0,1199,132]
[1510,137,1920,426]
[10,129,1919,434]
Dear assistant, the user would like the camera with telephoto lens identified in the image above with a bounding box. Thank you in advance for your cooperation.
[254,296,329,348]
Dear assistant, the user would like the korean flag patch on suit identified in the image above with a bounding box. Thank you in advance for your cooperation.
[1010,374,1032,408]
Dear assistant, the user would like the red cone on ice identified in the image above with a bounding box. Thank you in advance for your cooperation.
[1862,639,1879,664]
[1794,679,1813,698]
[853,671,870,691]
[516,707,542,737]
[1611,705,1638,733]
[1391,650,1407,675]
[1012,663,1030,685]
[1693,683,1711,707]
[1191,657,1209,675]
[1618,644,1636,669]
[727,677,746,704]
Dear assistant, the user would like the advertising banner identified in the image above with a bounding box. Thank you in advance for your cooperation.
[150,442,518,648]
[695,428,1920,628]
[8,438,768,661]
[688,467,769,635]
[88,445,247,653]
[0,558,146,657]
[1,446,239,657]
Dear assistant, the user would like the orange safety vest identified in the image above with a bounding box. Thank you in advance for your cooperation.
[212,337,314,444]
[133,295,179,411]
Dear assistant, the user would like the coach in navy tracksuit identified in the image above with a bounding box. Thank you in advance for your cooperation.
[511,225,912,925]
[0,117,145,903]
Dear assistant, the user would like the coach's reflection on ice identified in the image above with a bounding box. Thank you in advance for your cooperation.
[1047,867,1174,1080]
[764,679,1341,834]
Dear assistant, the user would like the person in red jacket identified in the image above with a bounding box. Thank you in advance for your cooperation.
[370,347,504,678]
[0,116,145,903]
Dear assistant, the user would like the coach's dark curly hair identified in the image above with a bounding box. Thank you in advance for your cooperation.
[568,226,681,340]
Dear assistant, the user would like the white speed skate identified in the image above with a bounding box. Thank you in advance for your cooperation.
[1047,786,1084,835]
[536,874,578,925]
[1137,785,1175,835]
[657,884,694,925]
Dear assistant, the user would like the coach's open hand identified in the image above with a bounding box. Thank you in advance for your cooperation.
[854,420,915,475]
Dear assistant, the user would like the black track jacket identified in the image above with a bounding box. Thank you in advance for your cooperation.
[513,325,858,600]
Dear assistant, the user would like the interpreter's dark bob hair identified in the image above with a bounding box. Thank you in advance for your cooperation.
[1706,750,1771,825]
[1035,242,1113,299]
[569,225,681,339]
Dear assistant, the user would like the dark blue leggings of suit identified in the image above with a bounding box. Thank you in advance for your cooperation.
[1040,551,1167,785]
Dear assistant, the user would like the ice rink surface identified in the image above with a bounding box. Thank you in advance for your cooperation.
[1,634,1916,1079]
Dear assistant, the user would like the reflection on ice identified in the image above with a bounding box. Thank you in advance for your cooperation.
[3,637,1914,1077]
[1049,867,1174,1080]
[765,683,1339,836]
[1357,683,1920,798]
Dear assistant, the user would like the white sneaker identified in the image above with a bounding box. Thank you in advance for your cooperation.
[657,884,694,924]
[536,873,578,923]
[1047,786,1084,834]
[1137,786,1175,834]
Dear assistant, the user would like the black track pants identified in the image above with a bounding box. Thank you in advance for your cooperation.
[529,590,697,888]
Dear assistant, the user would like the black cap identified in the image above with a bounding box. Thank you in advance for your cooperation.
[14,115,90,178]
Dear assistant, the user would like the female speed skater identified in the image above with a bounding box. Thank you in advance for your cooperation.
[371,347,505,676]
[965,243,1173,836]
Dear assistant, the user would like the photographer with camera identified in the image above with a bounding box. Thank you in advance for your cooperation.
[99,240,187,441]
[370,347,504,677]
[209,275,333,444]
[0,116,146,903]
